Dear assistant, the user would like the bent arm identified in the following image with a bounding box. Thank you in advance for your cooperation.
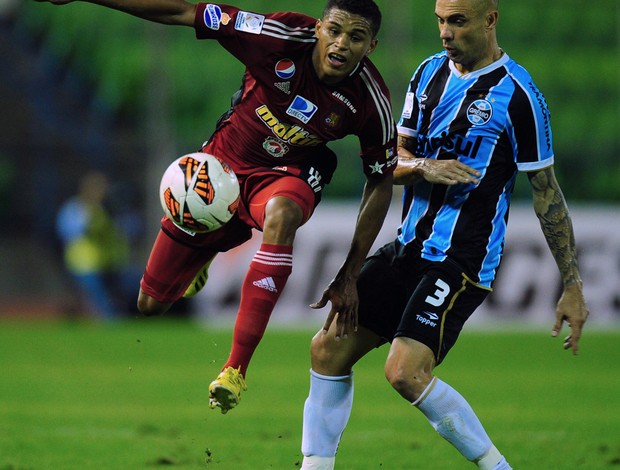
[394,135,480,186]
[35,0,197,26]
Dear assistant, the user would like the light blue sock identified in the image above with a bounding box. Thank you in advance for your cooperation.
[415,377,507,467]
[301,369,353,457]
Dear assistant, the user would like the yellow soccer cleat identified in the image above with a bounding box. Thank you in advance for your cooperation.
[208,366,248,414]
[183,259,214,298]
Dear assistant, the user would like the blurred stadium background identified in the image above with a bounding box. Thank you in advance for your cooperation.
[1,0,618,325]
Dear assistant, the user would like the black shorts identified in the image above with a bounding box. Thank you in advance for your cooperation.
[357,240,489,365]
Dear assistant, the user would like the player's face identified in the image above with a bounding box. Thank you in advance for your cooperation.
[313,8,378,85]
[435,0,498,74]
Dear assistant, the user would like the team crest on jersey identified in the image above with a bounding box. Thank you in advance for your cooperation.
[323,111,341,129]
[286,95,318,124]
[262,137,289,158]
[203,4,231,30]
[467,99,493,126]
[235,11,265,34]
[275,59,296,79]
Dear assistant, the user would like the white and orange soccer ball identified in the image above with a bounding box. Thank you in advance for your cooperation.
[159,152,240,233]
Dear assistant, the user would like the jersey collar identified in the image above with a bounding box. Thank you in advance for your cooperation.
[448,52,510,80]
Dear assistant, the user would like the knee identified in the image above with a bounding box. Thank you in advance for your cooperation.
[262,197,304,244]
[310,332,350,376]
[136,291,170,317]
[384,358,433,402]
[310,332,333,371]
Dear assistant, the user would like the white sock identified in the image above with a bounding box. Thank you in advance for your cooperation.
[301,369,353,459]
[300,455,335,470]
[490,457,512,470]
[477,448,512,469]
[415,377,508,467]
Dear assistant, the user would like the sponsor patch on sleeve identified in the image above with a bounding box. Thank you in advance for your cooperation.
[402,92,414,119]
[203,4,229,30]
[234,11,265,34]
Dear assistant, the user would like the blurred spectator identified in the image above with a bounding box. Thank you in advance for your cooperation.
[0,0,19,20]
[56,170,132,320]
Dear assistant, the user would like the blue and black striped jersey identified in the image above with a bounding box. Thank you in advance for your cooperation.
[397,52,554,288]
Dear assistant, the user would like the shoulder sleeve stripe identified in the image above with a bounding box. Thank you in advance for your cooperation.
[262,19,316,42]
[506,70,553,164]
[361,65,396,145]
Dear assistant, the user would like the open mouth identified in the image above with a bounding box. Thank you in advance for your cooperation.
[328,52,347,67]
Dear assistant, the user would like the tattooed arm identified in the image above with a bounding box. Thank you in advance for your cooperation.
[528,166,589,354]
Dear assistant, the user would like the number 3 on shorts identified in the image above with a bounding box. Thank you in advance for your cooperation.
[425,278,450,307]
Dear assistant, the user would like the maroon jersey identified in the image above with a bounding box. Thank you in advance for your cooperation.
[194,3,397,190]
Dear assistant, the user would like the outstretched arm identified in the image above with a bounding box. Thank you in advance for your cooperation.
[34,0,196,26]
[311,174,393,339]
[528,166,589,354]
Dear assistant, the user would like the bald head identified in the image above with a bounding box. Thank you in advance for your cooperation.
[435,0,502,73]
[437,0,498,14]
[473,0,498,14]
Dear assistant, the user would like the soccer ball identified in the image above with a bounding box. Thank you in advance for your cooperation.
[159,152,240,233]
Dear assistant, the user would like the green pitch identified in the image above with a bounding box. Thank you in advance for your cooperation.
[0,318,618,469]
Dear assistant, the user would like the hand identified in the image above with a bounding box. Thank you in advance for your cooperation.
[310,277,359,340]
[420,158,481,185]
[551,282,589,355]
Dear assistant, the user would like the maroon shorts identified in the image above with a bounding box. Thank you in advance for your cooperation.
[140,171,317,303]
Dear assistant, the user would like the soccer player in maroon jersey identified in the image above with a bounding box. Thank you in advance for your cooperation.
[38,0,397,413]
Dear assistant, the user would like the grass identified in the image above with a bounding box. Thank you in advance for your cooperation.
[0,318,619,469]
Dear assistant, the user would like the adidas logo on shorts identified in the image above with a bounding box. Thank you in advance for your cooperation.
[253,276,278,293]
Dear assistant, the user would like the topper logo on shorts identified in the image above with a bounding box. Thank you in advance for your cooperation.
[286,96,318,124]
[275,59,296,79]
[203,4,230,30]
[467,99,493,126]
[416,315,437,327]
[256,105,322,146]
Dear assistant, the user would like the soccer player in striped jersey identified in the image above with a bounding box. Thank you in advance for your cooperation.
[301,0,589,468]
[39,0,397,413]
